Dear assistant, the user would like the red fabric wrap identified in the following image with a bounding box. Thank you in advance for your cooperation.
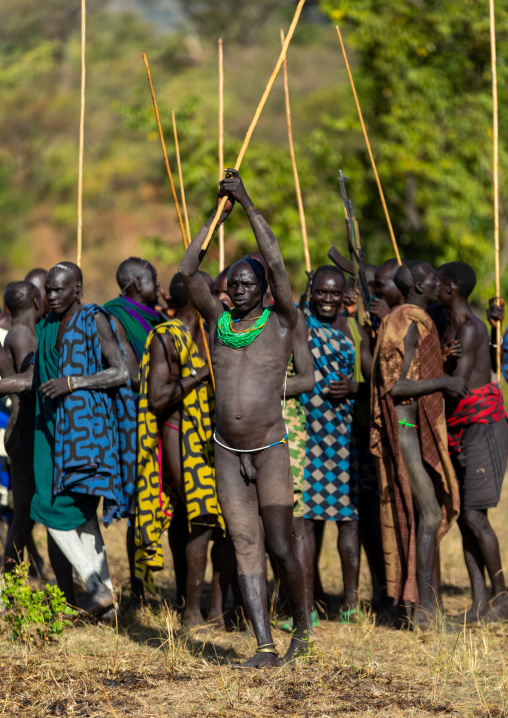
[447,383,506,454]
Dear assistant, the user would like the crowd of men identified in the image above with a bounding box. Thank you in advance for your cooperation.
[0,169,507,668]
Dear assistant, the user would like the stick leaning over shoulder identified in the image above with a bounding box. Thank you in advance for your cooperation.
[201,0,307,252]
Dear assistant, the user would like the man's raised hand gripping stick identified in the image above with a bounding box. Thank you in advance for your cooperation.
[179,169,297,331]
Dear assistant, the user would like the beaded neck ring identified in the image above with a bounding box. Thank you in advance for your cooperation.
[217,307,271,348]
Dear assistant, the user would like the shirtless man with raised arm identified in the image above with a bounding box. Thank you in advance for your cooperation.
[179,169,308,667]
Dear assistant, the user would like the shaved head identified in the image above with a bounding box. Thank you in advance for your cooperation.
[25,268,47,284]
[47,261,83,284]
[25,267,49,315]
[116,257,151,294]
[4,281,41,315]
[45,262,83,315]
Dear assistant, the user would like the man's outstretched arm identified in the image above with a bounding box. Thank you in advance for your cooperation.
[390,322,468,399]
[179,199,234,327]
[221,170,297,330]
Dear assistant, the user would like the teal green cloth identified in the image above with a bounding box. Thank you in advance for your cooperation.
[31,313,98,530]
[103,297,162,363]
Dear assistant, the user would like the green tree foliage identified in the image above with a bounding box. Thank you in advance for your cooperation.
[319,0,508,305]
[1,0,505,304]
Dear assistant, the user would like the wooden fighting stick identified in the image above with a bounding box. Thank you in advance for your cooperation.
[218,38,225,272]
[77,0,86,268]
[142,54,215,390]
[200,0,307,252]
[171,110,192,249]
[490,0,501,383]
[281,28,311,274]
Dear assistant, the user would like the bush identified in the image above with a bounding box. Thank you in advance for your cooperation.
[0,562,76,643]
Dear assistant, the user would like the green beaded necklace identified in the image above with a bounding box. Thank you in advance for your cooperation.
[217,307,271,348]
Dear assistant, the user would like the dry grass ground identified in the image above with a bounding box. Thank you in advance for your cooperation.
[1,487,508,718]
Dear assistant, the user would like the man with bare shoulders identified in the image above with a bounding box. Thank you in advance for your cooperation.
[134,271,232,628]
[179,169,308,667]
[30,262,137,614]
[371,261,463,625]
[0,282,42,570]
[437,261,508,622]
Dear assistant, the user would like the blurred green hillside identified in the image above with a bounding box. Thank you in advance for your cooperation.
[0,0,506,308]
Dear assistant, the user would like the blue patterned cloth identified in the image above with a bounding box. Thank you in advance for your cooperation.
[300,307,359,521]
[0,400,12,519]
[52,304,137,526]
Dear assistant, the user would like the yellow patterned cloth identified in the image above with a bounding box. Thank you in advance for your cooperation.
[134,319,224,594]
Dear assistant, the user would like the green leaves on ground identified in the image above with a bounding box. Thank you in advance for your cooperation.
[0,563,76,643]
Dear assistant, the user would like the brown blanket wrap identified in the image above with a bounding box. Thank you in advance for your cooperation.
[370,304,460,604]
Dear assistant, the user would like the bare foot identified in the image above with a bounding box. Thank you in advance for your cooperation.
[100,607,119,626]
[181,610,206,629]
[411,606,433,630]
[207,616,226,630]
[281,634,310,664]
[232,652,280,669]
[78,585,114,617]
[454,588,490,624]
[484,594,508,623]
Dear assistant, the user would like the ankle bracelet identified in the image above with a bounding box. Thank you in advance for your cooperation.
[256,643,278,655]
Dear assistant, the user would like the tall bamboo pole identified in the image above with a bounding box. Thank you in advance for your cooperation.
[218,38,225,271]
[171,110,215,389]
[142,54,215,389]
[490,0,501,383]
[171,110,192,244]
[77,0,86,268]
[281,29,311,273]
[201,0,307,251]
[336,25,401,265]
[142,54,188,247]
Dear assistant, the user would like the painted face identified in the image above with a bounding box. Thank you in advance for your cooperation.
[227,262,263,312]
[311,271,345,320]
[137,264,159,306]
[374,266,403,308]
[45,271,80,315]
[419,263,440,304]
